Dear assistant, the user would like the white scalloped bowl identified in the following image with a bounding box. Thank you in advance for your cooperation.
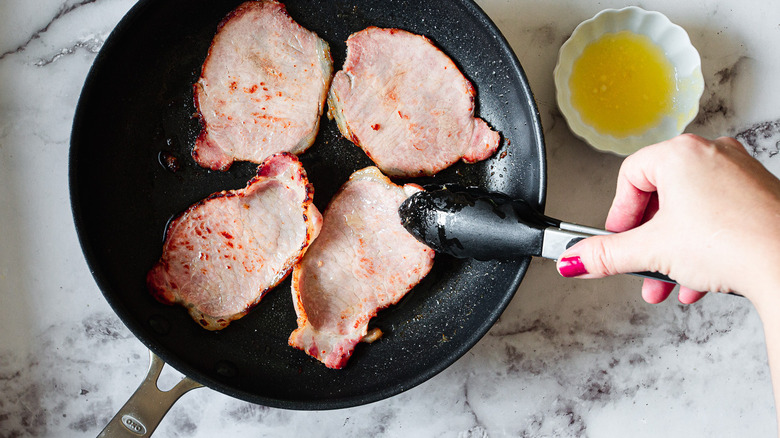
[554,7,704,155]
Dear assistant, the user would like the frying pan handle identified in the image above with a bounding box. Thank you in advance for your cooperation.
[97,351,203,438]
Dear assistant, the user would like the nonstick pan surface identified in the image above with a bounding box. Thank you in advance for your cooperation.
[70,0,545,409]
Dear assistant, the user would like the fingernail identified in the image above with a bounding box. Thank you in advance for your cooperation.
[558,256,588,277]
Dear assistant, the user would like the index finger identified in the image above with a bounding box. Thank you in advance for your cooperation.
[605,143,664,232]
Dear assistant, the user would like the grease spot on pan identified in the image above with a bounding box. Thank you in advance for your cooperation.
[148,315,171,335]
[215,360,238,378]
[158,150,180,173]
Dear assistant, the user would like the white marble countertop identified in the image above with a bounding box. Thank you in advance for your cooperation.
[1,0,779,436]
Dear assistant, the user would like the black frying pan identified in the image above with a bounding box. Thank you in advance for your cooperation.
[70,0,545,415]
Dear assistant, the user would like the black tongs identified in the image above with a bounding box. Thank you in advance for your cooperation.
[398,185,674,284]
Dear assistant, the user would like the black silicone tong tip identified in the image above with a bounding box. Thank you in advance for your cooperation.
[399,185,557,260]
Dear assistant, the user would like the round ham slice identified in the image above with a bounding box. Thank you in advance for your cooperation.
[327,27,501,178]
[289,167,435,369]
[192,0,333,171]
[147,153,322,330]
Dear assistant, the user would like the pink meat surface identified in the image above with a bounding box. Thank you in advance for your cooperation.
[193,0,333,171]
[327,27,500,178]
[147,153,322,330]
[289,167,435,368]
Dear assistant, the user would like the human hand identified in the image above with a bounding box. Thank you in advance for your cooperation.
[556,134,780,310]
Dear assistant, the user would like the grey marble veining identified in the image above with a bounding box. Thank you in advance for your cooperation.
[1,0,778,437]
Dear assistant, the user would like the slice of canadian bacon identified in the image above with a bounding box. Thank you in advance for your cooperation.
[289,166,435,369]
[146,153,322,330]
[327,26,500,178]
[192,0,333,171]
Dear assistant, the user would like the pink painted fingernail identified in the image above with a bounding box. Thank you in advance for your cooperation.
[559,256,588,277]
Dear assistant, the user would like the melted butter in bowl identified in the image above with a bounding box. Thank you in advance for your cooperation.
[570,31,675,137]
[555,7,704,155]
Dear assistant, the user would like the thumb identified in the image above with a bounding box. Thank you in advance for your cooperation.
[556,228,660,279]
